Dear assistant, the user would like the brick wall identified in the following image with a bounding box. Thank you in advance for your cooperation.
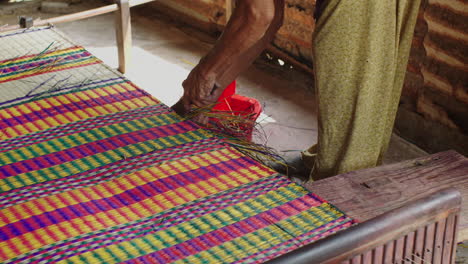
[148,0,468,155]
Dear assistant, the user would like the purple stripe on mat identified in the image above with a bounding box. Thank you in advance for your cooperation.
[125,194,319,264]
[0,121,198,177]
[0,138,221,207]
[14,176,287,263]
[0,156,258,242]
[0,105,168,151]
[0,88,146,129]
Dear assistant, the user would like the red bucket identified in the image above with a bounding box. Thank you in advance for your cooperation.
[210,80,262,141]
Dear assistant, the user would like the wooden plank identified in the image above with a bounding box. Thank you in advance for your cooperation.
[383,241,395,264]
[351,255,361,264]
[403,231,415,260]
[423,223,436,262]
[413,227,425,264]
[441,214,456,264]
[394,236,405,263]
[115,0,132,73]
[305,150,468,241]
[361,251,372,263]
[432,219,445,263]
[372,246,384,263]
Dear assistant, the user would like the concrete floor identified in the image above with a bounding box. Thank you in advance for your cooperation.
[1,1,468,262]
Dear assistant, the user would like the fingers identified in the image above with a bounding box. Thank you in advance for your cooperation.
[184,88,218,109]
[192,113,209,125]
[171,99,187,116]
[172,99,209,125]
[207,84,224,102]
[180,67,224,123]
[188,87,217,107]
[182,69,219,107]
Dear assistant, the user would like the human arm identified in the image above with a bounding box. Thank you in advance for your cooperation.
[173,0,284,115]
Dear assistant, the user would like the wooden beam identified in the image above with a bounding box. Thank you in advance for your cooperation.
[115,0,132,74]
[0,0,155,33]
[0,4,118,32]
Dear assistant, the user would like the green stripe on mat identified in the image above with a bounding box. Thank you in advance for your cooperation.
[6,176,281,263]
[0,129,212,192]
[67,186,338,263]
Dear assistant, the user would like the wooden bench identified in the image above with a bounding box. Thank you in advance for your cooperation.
[264,150,467,263]
[304,150,468,242]
[267,188,462,263]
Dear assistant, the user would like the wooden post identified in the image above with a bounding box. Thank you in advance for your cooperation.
[115,0,132,74]
[266,188,462,264]
[225,0,234,22]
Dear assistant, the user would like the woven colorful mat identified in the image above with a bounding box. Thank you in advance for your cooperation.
[0,27,354,264]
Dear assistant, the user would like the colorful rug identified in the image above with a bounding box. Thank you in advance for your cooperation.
[0,27,354,264]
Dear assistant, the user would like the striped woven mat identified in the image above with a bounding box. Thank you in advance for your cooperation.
[0,27,354,263]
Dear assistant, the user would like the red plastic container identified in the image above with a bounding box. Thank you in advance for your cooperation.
[215,80,237,104]
[210,80,262,141]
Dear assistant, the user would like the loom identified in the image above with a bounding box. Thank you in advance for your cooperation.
[0,2,467,263]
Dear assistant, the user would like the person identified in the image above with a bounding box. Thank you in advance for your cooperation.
[172,0,422,180]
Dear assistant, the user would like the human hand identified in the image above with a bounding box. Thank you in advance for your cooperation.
[173,66,223,123]
[182,66,221,108]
